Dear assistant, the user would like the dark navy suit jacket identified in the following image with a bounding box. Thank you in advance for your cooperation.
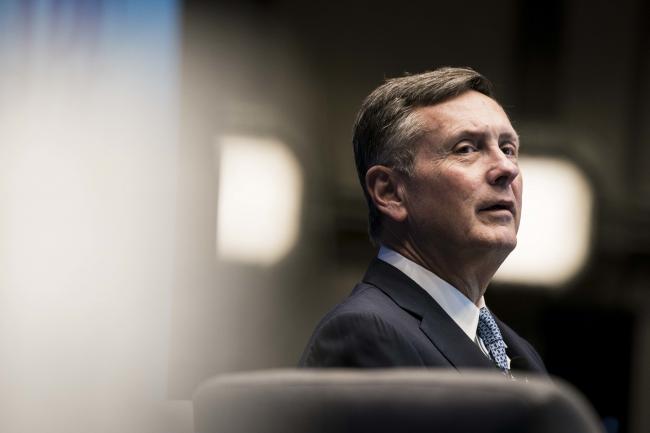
[299,259,546,375]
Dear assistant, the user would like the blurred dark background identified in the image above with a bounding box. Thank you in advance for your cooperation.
[0,1,647,433]
[170,1,649,433]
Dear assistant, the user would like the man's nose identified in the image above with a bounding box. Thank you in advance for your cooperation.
[486,149,520,187]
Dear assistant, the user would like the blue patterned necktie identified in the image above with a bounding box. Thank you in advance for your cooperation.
[477,307,510,372]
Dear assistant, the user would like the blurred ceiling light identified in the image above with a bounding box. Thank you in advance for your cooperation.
[216,135,303,266]
[494,156,593,287]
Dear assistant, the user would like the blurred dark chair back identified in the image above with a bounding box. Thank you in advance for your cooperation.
[193,369,603,433]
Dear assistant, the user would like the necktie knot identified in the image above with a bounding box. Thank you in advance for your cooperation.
[477,307,509,371]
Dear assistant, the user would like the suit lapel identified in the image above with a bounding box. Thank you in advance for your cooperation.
[363,259,497,370]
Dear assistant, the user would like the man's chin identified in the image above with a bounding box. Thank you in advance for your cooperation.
[473,230,517,252]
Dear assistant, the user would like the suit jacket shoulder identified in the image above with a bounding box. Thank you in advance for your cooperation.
[300,259,547,375]
[299,283,439,367]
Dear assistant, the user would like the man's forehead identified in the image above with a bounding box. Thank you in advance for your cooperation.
[413,92,517,137]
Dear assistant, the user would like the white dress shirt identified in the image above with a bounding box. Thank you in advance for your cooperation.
[378,245,510,368]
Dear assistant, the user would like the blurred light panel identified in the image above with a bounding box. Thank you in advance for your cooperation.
[495,156,593,287]
[216,135,303,266]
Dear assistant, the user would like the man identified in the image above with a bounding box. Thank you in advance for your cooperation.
[299,67,546,376]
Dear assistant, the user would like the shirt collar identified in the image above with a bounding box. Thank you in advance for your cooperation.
[377,245,484,342]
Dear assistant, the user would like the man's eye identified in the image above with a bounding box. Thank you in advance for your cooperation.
[501,145,517,156]
[455,144,477,154]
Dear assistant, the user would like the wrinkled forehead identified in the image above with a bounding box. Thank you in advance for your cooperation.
[412,91,518,141]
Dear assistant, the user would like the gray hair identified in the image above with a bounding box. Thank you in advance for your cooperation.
[352,66,496,243]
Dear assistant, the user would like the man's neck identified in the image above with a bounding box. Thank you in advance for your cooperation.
[381,239,504,306]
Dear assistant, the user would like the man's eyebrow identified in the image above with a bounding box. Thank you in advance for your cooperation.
[445,128,484,140]
[440,127,521,146]
[500,131,520,144]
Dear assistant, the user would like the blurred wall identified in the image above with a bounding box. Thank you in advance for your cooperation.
[168,4,340,398]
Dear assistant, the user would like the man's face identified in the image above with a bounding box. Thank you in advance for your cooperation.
[401,90,522,259]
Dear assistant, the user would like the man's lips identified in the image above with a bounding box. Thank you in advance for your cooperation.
[478,200,516,215]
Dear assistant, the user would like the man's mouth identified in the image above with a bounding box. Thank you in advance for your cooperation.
[478,201,515,215]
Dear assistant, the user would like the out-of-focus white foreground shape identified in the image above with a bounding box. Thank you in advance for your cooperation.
[495,156,593,287]
[216,135,303,266]
[0,1,185,433]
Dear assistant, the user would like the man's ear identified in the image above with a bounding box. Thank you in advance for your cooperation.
[365,165,408,223]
